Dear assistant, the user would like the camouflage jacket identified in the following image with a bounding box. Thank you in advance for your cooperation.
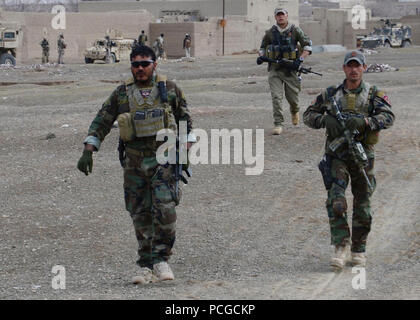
[40,39,49,51]
[303,80,395,158]
[84,75,193,152]
[57,38,66,51]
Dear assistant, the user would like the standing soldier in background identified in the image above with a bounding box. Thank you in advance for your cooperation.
[157,33,166,60]
[138,30,148,46]
[77,45,195,284]
[258,8,312,135]
[303,51,394,270]
[183,33,192,58]
[40,37,49,64]
[105,35,112,63]
[57,33,66,64]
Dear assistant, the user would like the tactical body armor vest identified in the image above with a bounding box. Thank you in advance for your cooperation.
[117,74,177,143]
[326,82,379,145]
[267,25,298,61]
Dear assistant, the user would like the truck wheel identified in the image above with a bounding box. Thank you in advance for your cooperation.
[384,41,391,48]
[85,57,94,64]
[402,40,411,48]
[0,53,16,66]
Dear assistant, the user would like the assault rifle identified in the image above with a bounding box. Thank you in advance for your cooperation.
[174,137,191,202]
[257,56,323,77]
[328,97,373,191]
[118,138,126,168]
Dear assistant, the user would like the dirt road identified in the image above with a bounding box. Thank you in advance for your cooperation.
[0,48,419,299]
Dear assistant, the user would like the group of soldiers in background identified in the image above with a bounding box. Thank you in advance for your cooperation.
[136,30,193,60]
[39,33,66,64]
[41,30,193,64]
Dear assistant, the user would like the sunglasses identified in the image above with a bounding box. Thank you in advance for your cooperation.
[131,60,154,68]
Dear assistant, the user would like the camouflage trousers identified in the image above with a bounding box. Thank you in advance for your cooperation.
[326,156,376,253]
[42,50,49,64]
[58,50,64,64]
[123,153,179,268]
[268,67,301,126]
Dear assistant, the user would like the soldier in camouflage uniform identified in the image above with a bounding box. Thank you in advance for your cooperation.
[57,33,66,64]
[138,30,148,46]
[155,34,165,61]
[183,33,192,58]
[77,45,195,283]
[40,37,49,64]
[303,51,394,269]
[258,8,312,135]
[105,35,112,63]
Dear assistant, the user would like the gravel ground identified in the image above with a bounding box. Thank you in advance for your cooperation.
[0,47,419,300]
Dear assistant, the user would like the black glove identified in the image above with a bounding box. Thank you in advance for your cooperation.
[77,149,93,176]
[345,117,367,132]
[290,58,302,71]
[322,115,344,139]
[256,56,265,65]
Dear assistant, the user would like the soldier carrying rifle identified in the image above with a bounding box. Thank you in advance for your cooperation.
[303,51,395,270]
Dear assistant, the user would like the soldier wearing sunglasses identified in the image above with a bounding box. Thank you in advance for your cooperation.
[77,45,194,284]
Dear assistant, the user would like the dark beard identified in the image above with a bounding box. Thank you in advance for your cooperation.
[132,72,153,87]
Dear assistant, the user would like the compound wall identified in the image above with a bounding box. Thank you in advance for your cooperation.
[150,16,271,58]
[0,10,154,63]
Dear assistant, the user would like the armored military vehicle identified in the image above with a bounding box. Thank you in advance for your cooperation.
[0,24,20,66]
[84,33,134,64]
[360,19,412,49]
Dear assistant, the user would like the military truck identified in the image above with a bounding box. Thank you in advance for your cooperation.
[0,25,20,66]
[84,36,134,64]
[360,19,412,49]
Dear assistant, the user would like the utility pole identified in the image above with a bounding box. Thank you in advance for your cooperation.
[222,0,225,55]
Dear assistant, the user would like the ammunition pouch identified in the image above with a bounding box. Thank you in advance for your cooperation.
[318,154,333,190]
[266,44,297,61]
[133,108,166,138]
[117,112,135,142]
[117,107,169,142]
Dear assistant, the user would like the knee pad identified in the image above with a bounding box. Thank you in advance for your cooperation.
[332,197,347,216]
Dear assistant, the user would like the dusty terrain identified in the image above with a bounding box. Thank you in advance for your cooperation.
[0,47,419,300]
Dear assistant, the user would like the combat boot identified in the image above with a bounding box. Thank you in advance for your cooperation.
[292,113,299,126]
[132,267,158,285]
[330,244,350,270]
[351,252,366,267]
[153,261,174,281]
[272,126,283,135]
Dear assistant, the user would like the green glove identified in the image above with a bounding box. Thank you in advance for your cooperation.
[322,115,344,139]
[77,149,93,176]
[345,117,366,132]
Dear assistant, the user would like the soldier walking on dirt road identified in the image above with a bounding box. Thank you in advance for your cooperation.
[77,45,195,284]
[303,51,395,270]
[258,8,312,135]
